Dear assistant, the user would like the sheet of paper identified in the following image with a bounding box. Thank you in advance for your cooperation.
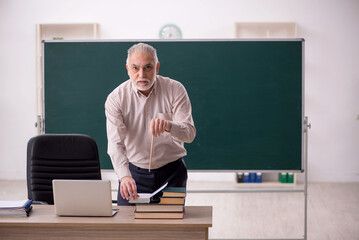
[129,182,168,204]
[0,199,29,209]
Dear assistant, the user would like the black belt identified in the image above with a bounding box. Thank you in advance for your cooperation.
[129,158,183,173]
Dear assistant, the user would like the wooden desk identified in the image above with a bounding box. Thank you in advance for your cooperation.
[0,205,212,240]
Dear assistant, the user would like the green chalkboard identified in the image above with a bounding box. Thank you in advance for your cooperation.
[44,40,304,171]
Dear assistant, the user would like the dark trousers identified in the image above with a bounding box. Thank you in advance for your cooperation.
[117,158,188,206]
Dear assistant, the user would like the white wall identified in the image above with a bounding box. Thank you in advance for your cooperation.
[0,0,358,182]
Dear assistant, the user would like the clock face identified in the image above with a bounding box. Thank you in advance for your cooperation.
[159,24,182,39]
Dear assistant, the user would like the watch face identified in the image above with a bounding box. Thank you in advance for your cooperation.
[159,24,182,39]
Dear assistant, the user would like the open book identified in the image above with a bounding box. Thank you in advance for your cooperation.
[129,182,168,204]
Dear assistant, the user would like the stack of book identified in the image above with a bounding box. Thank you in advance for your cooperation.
[134,186,186,219]
[0,199,33,217]
[159,186,186,205]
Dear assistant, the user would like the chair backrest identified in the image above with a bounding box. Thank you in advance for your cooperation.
[27,134,102,204]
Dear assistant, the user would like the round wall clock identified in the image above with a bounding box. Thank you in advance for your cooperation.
[159,24,182,39]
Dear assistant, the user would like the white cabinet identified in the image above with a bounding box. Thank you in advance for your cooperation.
[235,22,297,38]
[35,23,99,133]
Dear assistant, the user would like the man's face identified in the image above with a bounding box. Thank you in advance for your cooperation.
[126,51,159,94]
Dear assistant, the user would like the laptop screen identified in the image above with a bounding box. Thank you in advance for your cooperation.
[53,180,116,217]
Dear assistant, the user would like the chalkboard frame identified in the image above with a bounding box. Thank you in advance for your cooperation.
[42,39,305,172]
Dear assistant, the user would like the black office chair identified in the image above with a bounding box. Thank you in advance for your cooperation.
[27,134,102,204]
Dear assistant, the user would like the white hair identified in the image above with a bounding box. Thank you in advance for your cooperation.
[126,43,158,65]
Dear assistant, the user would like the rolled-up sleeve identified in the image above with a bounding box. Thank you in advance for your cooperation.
[105,92,131,180]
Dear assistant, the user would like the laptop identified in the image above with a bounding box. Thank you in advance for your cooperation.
[53,180,117,217]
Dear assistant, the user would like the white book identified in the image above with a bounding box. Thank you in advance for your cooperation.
[129,182,168,204]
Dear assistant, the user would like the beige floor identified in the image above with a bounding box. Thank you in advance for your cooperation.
[1,180,358,240]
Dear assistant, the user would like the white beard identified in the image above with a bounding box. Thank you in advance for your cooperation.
[133,76,156,92]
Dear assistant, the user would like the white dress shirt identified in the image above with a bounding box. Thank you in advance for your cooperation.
[105,75,196,180]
